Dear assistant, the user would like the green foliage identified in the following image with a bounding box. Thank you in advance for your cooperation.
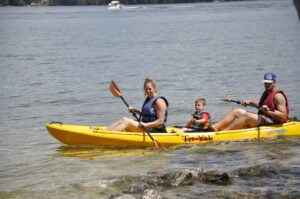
[0,0,9,6]
[7,0,26,5]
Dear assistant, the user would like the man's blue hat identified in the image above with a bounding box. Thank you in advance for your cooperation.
[262,72,276,83]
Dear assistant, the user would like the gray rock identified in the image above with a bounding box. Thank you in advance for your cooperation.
[198,170,231,185]
[112,194,136,199]
[233,165,278,178]
[127,182,150,193]
[142,189,163,199]
[162,170,195,186]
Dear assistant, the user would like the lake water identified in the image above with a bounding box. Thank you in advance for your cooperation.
[0,0,300,198]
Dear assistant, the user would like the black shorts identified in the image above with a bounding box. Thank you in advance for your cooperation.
[152,126,167,133]
[258,115,274,126]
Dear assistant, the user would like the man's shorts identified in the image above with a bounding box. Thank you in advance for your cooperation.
[258,115,274,126]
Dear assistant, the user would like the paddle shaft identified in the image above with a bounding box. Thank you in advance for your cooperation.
[229,99,241,104]
[228,99,259,109]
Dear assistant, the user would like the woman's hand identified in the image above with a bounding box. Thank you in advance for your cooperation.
[128,106,135,113]
[128,106,141,115]
[138,122,145,128]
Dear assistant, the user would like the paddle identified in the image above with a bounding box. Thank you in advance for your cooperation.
[221,98,259,108]
[109,80,164,150]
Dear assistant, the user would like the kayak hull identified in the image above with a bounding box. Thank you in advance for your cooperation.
[46,122,300,147]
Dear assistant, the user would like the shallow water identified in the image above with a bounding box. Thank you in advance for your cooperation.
[0,0,300,198]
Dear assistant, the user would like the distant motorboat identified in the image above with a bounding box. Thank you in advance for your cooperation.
[108,1,123,10]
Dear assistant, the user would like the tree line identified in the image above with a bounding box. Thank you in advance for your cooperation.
[1,0,242,6]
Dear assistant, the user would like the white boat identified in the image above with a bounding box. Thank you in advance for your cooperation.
[108,1,123,10]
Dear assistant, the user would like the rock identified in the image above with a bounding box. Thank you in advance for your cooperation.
[127,182,150,193]
[110,193,136,199]
[198,170,231,185]
[142,189,163,199]
[161,170,195,187]
[233,165,278,178]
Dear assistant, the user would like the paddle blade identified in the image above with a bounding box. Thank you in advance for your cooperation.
[222,98,231,102]
[110,80,122,97]
[153,140,165,151]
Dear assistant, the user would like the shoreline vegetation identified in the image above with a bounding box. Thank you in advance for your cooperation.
[0,0,251,7]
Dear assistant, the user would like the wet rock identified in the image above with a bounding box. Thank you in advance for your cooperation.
[127,182,150,193]
[233,165,278,178]
[109,193,136,199]
[142,189,163,199]
[198,170,231,185]
[161,170,195,186]
[211,190,253,198]
[145,175,165,187]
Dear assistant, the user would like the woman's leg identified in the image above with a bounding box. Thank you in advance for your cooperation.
[106,118,123,130]
[106,117,141,132]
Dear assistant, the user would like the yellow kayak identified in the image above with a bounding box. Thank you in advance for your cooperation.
[46,121,300,148]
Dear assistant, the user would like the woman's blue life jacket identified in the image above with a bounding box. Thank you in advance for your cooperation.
[190,111,211,130]
[140,95,168,126]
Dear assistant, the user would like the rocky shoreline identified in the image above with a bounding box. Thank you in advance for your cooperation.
[104,164,290,199]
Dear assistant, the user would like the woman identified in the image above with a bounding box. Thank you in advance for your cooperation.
[106,78,169,132]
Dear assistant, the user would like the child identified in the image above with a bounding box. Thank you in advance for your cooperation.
[180,98,211,132]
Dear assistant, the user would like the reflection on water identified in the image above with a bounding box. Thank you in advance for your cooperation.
[54,145,158,160]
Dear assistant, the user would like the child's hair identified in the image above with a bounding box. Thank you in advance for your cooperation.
[143,77,157,96]
[195,98,206,106]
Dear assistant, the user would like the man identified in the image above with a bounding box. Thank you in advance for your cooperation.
[211,72,289,131]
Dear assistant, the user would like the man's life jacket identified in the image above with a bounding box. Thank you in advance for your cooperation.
[190,111,211,130]
[258,89,289,123]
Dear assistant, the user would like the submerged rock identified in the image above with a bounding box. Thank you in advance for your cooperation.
[109,193,136,199]
[161,170,195,186]
[198,170,231,185]
[142,189,163,199]
[127,182,151,193]
[233,165,279,178]
[109,168,232,199]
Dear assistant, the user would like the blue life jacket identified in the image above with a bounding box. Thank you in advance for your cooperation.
[141,95,168,125]
[190,111,211,130]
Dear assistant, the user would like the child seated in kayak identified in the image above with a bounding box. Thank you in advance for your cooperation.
[179,98,211,132]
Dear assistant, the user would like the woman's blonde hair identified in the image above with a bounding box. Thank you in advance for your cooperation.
[143,77,157,96]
